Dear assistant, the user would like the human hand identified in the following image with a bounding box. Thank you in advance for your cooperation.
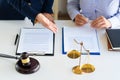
[36,13,58,33]
[91,16,111,29]
[43,13,55,23]
[74,14,88,26]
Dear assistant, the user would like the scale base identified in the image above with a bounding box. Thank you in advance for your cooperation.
[72,65,82,74]
[15,57,40,74]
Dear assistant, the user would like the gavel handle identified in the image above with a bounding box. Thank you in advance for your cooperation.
[0,53,19,59]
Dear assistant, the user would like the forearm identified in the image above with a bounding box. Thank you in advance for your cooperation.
[67,0,80,20]
[7,0,39,21]
[41,0,53,13]
[108,13,120,28]
[107,2,120,28]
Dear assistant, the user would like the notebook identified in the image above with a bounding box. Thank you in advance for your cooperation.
[106,29,120,50]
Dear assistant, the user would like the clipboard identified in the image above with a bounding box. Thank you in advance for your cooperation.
[62,26,100,55]
[16,28,55,56]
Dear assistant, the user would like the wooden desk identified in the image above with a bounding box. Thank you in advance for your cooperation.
[0,20,120,80]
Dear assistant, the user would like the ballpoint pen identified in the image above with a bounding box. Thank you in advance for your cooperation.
[14,34,19,45]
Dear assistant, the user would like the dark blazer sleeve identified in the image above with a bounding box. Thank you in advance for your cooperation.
[41,0,54,13]
[7,0,39,22]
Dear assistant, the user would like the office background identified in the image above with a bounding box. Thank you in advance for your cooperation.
[53,0,70,20]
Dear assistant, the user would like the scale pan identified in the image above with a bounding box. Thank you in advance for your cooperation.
[72,65,82,74]
[67,50,81,59]
[81,64,95,73]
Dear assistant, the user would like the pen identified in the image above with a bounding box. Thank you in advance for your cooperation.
[14,34,19,45]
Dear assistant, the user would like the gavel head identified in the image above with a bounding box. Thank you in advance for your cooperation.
[15,52,40,74]
[20,52,31,67]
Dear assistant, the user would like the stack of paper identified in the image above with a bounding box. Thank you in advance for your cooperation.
[62,23,100,55]
[16,28,55,56]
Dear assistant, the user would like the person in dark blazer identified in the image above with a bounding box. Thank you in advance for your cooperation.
[0,0,57,33]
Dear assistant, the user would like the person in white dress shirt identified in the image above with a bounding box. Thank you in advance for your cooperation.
[67,0,120,28]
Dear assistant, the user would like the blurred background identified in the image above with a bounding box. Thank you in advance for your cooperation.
[53,0,71,20]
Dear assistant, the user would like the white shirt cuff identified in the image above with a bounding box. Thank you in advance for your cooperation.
[108,17,120,28]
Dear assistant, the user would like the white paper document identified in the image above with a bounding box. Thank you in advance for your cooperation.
[17,28,54,55]
[62,23,100,55]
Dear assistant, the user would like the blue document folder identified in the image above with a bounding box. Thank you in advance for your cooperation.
[62,26,100,55]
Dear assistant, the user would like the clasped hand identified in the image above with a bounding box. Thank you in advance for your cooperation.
[75,14,112,29]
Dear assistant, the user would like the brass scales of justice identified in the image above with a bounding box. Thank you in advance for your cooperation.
[67,39,95,74]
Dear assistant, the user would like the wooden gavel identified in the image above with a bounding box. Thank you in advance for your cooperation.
[0,52,40,74]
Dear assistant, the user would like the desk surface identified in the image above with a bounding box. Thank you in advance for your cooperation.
[0,20,120,80]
